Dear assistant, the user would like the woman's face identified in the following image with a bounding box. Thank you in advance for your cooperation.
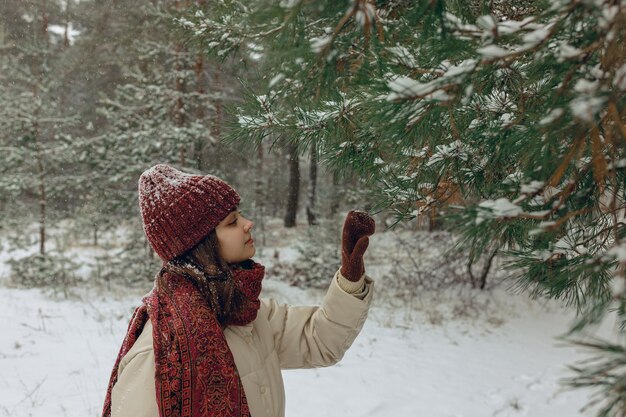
[215,208,256,264]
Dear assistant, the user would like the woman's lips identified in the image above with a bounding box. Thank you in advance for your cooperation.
[246,238,254,245]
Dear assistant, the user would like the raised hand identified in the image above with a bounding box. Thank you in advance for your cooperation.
[340,210,376,282]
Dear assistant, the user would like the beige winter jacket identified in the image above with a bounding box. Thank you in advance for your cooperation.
[110,269,374,417]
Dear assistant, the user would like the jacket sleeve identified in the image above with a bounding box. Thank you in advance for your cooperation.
[110,320,159,417]
[262,268,374,369]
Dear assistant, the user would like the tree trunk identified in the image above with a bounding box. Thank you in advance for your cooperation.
[211,69,223,142]
[330,171,341,217]
[175,47,186,166]
[284,142,300,228]
[175,52,186,166]
[41,0,49,47]
[63,0,70,49]
[34,0,49,256]
[467,247,499,290]
[58,0,70,113]
[194,52,206,169]
[34,120,47,256]
[255,142,266,246]
[306,141,318,225]
[173,1,186,166]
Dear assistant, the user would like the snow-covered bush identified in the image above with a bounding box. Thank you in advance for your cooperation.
[90,233,162,289]
[270,220,340,289]
[8,253,80,295]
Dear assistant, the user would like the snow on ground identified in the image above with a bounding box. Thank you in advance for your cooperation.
[283,290,599,417]
[0,220,614,417]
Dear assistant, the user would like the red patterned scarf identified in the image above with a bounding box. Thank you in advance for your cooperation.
[101,260,265,417]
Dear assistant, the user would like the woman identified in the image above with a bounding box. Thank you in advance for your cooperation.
[101,163,375,417]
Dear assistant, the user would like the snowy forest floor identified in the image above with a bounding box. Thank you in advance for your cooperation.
[0,217,616,417]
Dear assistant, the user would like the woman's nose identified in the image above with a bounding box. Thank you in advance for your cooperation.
[245,219,254,232]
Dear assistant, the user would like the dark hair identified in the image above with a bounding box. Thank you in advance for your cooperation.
[157,230,246,326]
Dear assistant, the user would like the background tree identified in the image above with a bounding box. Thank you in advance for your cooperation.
[0,0,81,255]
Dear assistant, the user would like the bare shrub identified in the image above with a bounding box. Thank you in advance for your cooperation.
[384,231,471,300]
[383,229,505,302]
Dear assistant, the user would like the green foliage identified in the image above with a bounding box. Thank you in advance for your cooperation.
[7,253,80,293]
[181,1,626,414]
[91,234,163,289]
[182,0,626,300]
[0,1,97,253]
[562,337,626,417]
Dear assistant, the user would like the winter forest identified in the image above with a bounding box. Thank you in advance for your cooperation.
[1,0,626,416]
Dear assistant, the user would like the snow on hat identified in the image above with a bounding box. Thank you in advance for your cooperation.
[138,164,241,262]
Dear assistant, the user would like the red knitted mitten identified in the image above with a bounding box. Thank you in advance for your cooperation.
[340,210,376,282]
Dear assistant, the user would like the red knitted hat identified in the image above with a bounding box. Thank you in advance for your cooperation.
[138,164,241,262]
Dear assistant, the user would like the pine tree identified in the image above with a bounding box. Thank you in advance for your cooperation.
[77,2,203,225]
[0,0,85,290]
[180,1,626,414]
[0,0,81,253]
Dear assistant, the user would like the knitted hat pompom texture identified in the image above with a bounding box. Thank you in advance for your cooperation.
[138,164,241,262]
